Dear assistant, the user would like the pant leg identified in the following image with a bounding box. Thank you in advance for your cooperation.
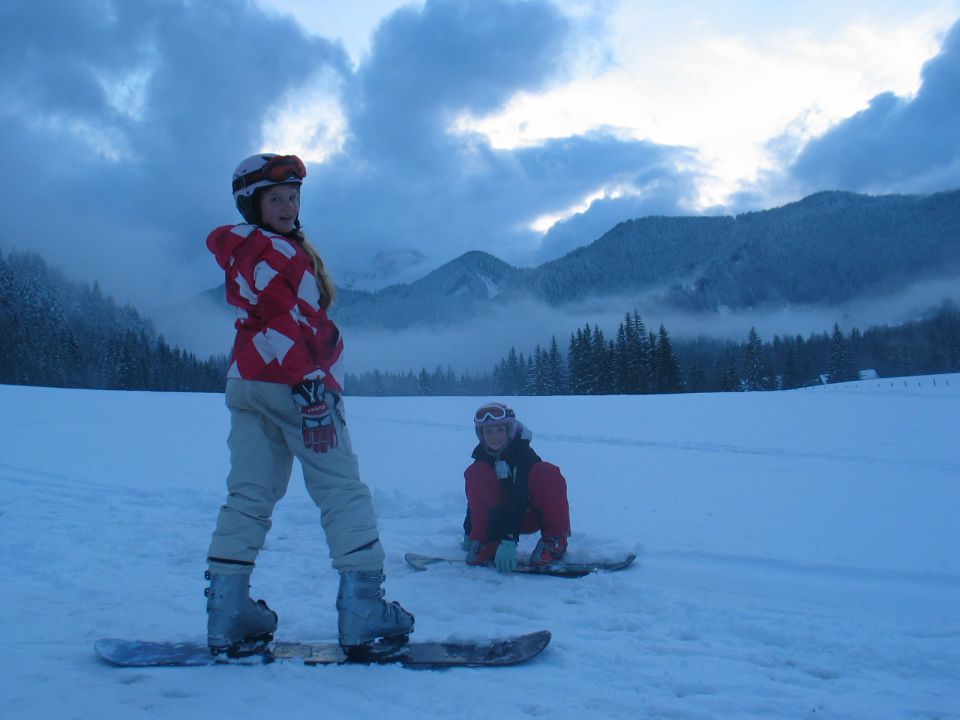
[464,465,505,563]
[232,382,383,572]
[292,393,385,572]
[464,464,506,543]
[528,462,571,539]
[207,379,294,574]
[519,509,543,535]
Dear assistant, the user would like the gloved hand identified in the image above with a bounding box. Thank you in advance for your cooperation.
[494,540,518,574]
[460,534,471,551]
[292,380,338,453]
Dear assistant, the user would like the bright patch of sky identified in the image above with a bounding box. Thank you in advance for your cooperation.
[259,66,348,163]
[257,1,958,211]
[97,65,154,122]
[528,183,640,233]
[458,5,955,208]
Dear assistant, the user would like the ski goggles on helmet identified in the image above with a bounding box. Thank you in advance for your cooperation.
[474,403,515,424]
[232,155,307,194]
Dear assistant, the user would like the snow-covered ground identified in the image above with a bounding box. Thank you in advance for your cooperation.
[2,376,958,719]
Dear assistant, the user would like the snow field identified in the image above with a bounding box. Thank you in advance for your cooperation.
[1,376,957,719]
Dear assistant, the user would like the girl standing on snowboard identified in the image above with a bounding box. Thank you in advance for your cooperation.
[204,153,413,656]
[464,402,571,572]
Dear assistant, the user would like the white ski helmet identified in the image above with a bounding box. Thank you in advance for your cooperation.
[231,153,307,224]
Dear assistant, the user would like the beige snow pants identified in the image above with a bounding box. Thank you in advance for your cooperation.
[207,379,384,574]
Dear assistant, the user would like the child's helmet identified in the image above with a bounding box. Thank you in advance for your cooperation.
[473,401,517,442]
[231,153,307,224]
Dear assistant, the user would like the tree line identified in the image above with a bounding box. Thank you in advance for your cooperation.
[3,246,957,396]
[346,303,960,396]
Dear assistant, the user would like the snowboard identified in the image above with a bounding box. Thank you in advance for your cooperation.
[95,631,551,669]
[405,552,637,578]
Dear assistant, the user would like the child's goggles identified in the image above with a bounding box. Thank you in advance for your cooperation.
[232,155,307,193]
[474,404,515,424]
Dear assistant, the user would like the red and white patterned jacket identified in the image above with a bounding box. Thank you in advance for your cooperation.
[207,224,344,391]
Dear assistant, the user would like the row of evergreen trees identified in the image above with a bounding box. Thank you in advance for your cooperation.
[0,249,227,391]
[345,303,960,396]
[4,246,958,396]
[494,316,686,396]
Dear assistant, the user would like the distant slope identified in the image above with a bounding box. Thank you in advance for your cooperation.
[515,215,737,305]
[332,189,960,327]
[666,190,960,310]
[333,250,527,327]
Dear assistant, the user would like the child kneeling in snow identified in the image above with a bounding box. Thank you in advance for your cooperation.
[463,402,571,573]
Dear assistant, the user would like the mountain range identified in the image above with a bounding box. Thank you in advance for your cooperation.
[328,189,960,329]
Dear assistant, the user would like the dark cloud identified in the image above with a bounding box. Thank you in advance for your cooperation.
[0,0,700,311]
[305,0,698,285]
[7,0,957,343]
[788,19,960,194]
[351,0,570,156]
[0,0,348,304]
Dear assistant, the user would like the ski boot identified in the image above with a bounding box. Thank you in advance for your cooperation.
[205,570,278,657]
[336,570,414,656]
[529,536,568,566]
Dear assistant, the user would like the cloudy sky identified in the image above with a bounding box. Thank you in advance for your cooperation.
[2,0,959,318]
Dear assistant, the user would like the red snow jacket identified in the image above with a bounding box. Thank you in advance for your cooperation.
[207,224,344,390]
[464,436,570,542]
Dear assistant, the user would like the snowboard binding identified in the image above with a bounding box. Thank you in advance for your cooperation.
[210,635,273,659]
[343,633,411,661]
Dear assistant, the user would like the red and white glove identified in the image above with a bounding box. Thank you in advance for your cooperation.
[292,380,338,453]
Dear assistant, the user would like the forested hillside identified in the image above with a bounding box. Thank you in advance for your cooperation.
[0,249,226,391]
[332,189,960,328]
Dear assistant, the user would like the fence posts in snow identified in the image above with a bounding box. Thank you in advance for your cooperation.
[804,376,952,390]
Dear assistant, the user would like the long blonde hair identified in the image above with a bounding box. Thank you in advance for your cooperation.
[293,230,336,310]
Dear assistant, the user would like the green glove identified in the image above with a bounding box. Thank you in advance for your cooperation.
[494,540,518,573]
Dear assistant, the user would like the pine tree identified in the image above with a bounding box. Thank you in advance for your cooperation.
[517,351,528,395]
[524,344,551,396]
[373,369,386,396]
[566,332,577,394]
[742,327,774,390]
[629,311,651,393]
[417,368,432,396]
[494,347,525,395]
[781,341,802,390]
[794,335,816,387]
[546,336,567,395]
[506,347,521,393]
[614,321,630,394]
[828,324,857,383]
[653,325,684,393]
[568,327,593,395]
[588,325,612,394]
